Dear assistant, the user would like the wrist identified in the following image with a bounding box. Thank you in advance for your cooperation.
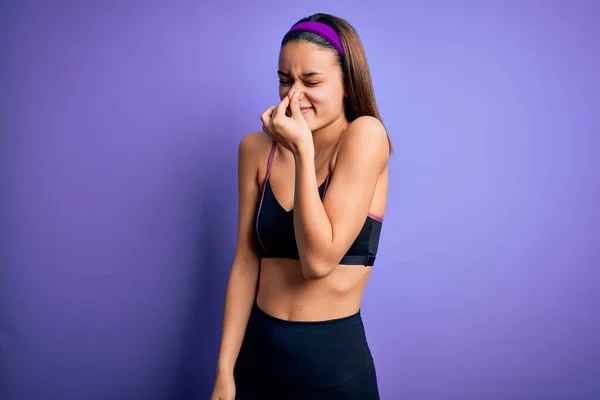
[292,137,314,158]
[216,360,234,377]
[216,368,233,379]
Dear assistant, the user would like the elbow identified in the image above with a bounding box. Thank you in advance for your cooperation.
[302,268,330,281]
[300,256,336,280]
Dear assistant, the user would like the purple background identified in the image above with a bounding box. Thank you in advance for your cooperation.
[1,1,599,399]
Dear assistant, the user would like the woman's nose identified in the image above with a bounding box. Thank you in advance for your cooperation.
[287,87,303,101]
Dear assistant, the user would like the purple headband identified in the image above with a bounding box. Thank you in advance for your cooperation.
[282,21,345,57]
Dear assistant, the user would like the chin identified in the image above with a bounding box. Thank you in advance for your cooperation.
[307,118,331,134]
[307,122,320,133]
[305,115,320,132]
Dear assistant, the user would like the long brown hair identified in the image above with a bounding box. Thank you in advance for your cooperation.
[281,13,393,153]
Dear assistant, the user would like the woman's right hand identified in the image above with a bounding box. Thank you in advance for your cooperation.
[210,373,236,400]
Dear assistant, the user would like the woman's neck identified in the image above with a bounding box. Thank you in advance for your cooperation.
[312,116,348,155]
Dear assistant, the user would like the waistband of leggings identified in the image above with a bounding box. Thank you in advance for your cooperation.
[252,301,362,327]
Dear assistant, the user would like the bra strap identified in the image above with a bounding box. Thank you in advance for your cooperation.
[262,140,277,193]
[256,141,277,253]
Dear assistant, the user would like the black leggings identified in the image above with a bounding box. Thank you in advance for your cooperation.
[234,303,380,399]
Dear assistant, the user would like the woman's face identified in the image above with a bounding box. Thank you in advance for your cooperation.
[278,41,346,132]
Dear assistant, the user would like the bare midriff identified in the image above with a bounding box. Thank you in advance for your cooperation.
[256,258,372,321]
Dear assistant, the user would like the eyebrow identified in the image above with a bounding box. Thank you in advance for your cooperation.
[277,70,324,78]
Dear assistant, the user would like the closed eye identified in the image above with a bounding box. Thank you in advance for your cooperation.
[278,80,320,87]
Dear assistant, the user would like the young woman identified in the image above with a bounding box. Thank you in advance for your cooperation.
[211,13,391,400]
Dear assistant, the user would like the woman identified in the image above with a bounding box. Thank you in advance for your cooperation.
[211,13,391,400]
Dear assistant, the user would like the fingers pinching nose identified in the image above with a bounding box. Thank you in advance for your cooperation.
[288,89,302,100]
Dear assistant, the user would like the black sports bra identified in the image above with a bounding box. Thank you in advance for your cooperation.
[253,141,383,266]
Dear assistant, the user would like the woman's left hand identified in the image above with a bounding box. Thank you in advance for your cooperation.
[261,90,313,154]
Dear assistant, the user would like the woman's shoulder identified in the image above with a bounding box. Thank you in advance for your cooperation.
[331,116,390,171]
[238,131,274,162]
[342,116,388,148]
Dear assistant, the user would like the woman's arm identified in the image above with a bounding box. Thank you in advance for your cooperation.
[215,132,262,376]
[293,116,389,279]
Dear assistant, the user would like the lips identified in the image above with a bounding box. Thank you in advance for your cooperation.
[300,106,313,115]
